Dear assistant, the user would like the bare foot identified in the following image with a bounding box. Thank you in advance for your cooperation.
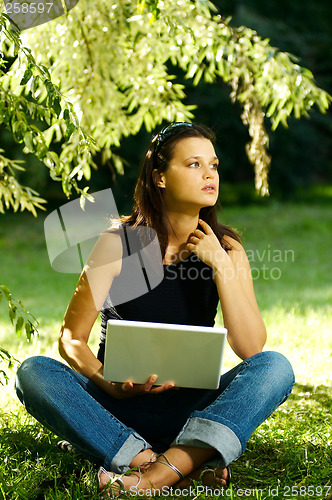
[129,449,157,469]
[176,465,230,488]
[98,450,230,496]
[98,450,157,497]
[98,468,141,497]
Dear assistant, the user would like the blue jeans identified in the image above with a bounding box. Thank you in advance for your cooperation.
[15,351,294,473]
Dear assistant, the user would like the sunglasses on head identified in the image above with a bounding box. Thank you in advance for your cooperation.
[154,122,193,155]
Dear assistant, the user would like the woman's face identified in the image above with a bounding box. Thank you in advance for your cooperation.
[156,137,219,213]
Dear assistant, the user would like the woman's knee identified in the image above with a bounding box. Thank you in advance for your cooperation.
[254,350,295,391]
[16,356,58,403]
[17,355,53,381]
[245,350,294,387]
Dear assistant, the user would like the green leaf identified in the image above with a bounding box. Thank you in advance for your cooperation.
[0,348,12,362]
[0,285,11,302]
[31,75,39,94]
[45,151,60,168]
[63,108,70,124]
[23,132,34,151]
[8,304,16,325]
[20,68,33,86]
[45,79,56,102]
[53,97,61,117]
[40,65,51,79]
[15,316,24,337]
[12,121,25,142]
[65,123,76,140]
[25,321,32,341]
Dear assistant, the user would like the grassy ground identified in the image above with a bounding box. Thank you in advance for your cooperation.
[0,200,331,499]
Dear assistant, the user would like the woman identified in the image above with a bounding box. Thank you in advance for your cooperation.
[16,122,294,496]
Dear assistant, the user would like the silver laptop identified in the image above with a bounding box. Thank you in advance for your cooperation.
[103,319,227,389]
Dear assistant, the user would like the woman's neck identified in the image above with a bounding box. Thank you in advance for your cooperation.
[163,212,199,263]
[166,212,199,243]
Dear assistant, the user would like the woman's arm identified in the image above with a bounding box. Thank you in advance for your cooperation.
[213,235,267,359]
[59,232,124,396]
[59,231,175,398]
[186,219,267,360]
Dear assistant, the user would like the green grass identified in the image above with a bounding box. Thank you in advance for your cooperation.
[0,201,332,499]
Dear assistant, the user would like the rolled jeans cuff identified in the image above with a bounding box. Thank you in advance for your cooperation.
[171,417,242,468]
[106,431,151,473]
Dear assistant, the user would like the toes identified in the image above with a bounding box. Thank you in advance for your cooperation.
[98,469,115,490]
[215,467,229,486]
[201,467,229,487]
[169,465,230,491]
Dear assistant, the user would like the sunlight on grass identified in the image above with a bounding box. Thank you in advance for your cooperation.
[264,306,332,386]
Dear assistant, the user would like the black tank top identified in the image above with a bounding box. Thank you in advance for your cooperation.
[97,228,219,364]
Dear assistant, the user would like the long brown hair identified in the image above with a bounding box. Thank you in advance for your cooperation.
[121,122,240,257]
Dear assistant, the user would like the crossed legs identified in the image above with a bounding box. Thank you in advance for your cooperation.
[16,351,294,496]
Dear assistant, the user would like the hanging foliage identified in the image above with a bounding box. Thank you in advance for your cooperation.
[0,0,331,211]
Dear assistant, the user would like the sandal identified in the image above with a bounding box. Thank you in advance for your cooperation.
[98,452,157,498]
[176,463,231,490]
[155,453,231,489]
[139,451,158,472]
[199,464,231,488]
[98,467,141,498]
[156,452,184,481]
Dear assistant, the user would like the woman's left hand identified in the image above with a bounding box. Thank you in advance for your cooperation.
[187,220,267,359]
[186,219,232,272]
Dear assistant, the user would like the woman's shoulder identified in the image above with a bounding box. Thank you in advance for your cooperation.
[102,220,130,243]
[85,228,123,269]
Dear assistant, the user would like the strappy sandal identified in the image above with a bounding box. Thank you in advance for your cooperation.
[156,453,231,489]
[98,467,142,499]
[98,452,157,498]
[156,453,184,481]
[139,451,158,472]
[199,464,232,488]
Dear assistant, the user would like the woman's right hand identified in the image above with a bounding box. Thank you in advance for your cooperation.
[110,375,176,399]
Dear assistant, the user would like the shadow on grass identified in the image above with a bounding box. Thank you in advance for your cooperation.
[0,416,98,499]
[231,382,332,497]
[0,382,331,499]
